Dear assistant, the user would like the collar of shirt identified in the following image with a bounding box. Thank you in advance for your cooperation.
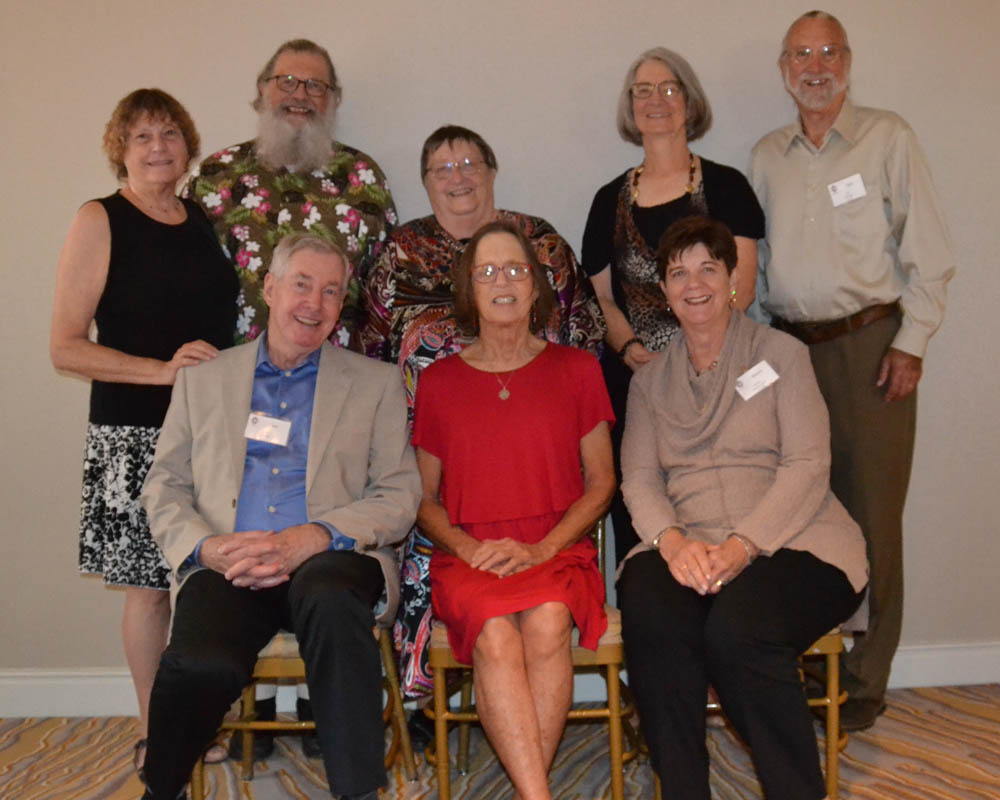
[255,332,322,377]
[782,97,860,154]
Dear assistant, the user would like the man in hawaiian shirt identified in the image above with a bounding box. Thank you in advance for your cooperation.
[185,38,397,350]
[182,39,397,759]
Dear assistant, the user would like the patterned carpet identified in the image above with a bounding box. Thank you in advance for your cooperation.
[1,685,998,799]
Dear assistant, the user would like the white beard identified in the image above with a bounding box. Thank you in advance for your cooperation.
[255,103,336,172]
[784,67,849,112]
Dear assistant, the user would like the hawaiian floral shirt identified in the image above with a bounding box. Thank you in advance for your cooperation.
[183,140,397,350]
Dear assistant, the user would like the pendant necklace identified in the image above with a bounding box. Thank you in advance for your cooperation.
[495,370,516,400]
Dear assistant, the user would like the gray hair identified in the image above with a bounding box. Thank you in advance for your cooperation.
[781,10,851,55]
[253,39,342,112]
[269,233,349,279]
[616,47,713,145]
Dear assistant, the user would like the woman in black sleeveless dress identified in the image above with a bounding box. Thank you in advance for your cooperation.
[50,89,236,772]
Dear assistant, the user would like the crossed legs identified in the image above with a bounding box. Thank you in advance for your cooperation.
[472,602,573,800]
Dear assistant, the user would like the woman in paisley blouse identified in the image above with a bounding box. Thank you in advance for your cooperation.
[582,48,765,566]
[361,124,604,706]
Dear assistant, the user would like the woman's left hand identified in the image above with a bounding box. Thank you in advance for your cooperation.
[468,538,555,578]
[705,538,753,593]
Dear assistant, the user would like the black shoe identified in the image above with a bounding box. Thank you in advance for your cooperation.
[297,697,323,758]
[407,710,434,753]
[228,696,276,761]
[839,697,887,732]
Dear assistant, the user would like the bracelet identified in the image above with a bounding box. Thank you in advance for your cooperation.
[618,337,642,359]
[729,532,756,565]
[652,529,668,550]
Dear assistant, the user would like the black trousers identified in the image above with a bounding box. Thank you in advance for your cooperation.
[600,348,640,566]
[144,551,385,799]
[620,549,864,800]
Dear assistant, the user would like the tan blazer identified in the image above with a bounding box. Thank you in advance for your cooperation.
[141,340,420,623]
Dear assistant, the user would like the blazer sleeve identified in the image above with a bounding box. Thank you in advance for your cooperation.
[314,364,420,550]
[141,366,219,573]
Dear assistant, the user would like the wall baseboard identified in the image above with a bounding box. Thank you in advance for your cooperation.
[2,642,997,717]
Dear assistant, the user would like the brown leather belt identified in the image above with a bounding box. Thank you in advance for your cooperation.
[773,302,899,345]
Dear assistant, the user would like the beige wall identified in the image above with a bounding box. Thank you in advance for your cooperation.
[2,0,997,677]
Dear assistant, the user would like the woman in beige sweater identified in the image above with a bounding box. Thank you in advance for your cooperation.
[618,216,867,800]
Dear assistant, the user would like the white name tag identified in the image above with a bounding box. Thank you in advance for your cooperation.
[245,412,291,446]
[735,361,779,401]
[827,173,867,207]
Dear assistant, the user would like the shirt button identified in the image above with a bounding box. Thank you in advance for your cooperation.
[272,467,279,475]
[268,505,276,513]
[280,401,288,409]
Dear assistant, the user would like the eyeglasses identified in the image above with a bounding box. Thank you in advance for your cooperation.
[784,44,849,65]
[630,80,682,100]
[470,262,533,283]
[263,74,333,97]
[425,158,486,181]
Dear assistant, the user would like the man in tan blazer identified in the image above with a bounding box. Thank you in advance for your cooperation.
[140,233,419,800]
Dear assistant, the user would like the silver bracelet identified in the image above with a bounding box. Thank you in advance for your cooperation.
[729,532,756,564]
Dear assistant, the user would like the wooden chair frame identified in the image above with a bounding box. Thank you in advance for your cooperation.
[189,627,415,798]
[424,519,638,800]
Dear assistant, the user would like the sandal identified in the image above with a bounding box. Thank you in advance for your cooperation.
[203,738,229,764]
[133,738,148,784]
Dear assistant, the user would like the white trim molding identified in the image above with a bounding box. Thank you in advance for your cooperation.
[2,642,998,717]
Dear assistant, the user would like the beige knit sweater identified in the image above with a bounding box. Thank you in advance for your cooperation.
[621,310,868,593]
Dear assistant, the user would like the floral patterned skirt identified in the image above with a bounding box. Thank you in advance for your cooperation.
[78,424,170,590]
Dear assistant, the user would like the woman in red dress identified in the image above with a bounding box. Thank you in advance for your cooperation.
[412,221,615,799]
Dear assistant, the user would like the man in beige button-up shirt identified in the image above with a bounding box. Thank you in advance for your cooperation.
[749,10,954,732]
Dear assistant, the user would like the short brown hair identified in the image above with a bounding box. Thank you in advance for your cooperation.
[452,220,556,336]
[420,125,498,179]
[656,216,737,281]
[102,89,199,180]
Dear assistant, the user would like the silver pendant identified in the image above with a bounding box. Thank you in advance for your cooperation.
[498,388,510,400]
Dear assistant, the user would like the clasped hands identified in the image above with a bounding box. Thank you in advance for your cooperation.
[658,530,753,596]
[199,523,331,589]
[457,537,557,578]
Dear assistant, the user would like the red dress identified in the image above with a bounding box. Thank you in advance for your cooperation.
[412,343,613,663]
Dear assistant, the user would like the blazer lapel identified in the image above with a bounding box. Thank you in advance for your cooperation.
[224,342,258,490]
[306,343,350,494]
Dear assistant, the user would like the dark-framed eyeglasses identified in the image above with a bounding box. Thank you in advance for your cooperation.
[630,80,682,100]
[784,44,848,65]
[425,158,486,181]
[470,262,533,283]
[263,74,333,97]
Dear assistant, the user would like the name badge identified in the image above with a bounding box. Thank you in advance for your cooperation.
[245,412,291,446]
[827,173,866,207]
[735,361,779,401]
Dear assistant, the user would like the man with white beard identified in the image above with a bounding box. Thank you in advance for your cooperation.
[183,40,397,761]
[186,39,397,351]
[749,10,954,732]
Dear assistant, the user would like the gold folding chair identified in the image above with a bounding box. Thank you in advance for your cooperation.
[652,628,848,800]
[189,626,415,798]
[425,519,637,800]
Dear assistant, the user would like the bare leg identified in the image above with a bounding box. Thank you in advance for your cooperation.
[122,586,171,739]
[473,614,551,800]
[519,603,573,769]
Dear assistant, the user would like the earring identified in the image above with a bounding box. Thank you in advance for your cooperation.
[729,287,737,309]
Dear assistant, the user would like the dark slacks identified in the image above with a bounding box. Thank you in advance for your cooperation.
[144,551,385,799]
[621,549,863,800]
[808,313,916,704]
[600,349,640,566]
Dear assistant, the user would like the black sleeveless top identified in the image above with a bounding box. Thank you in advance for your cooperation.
[89,192,237,427]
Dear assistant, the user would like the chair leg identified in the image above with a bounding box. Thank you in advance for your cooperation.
[606,664,625,800]
[190,755,205,800]
[457,673,473,775]
[433,664,451,800]
[826,650,840,800]
[240,684,256,781]
[380,628,417,781]
[653,771,662,800]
